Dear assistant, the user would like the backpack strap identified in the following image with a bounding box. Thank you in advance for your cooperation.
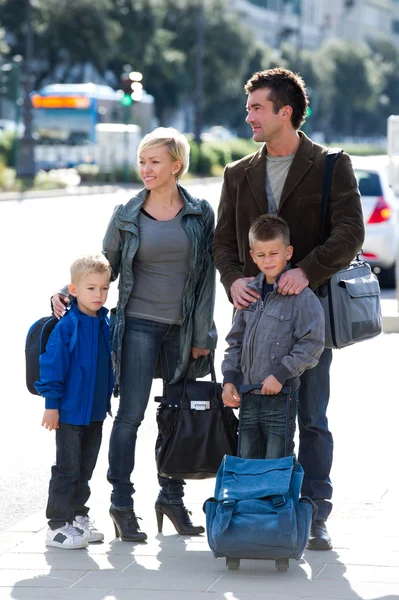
[67,308,79,353]
[320,147,343,245]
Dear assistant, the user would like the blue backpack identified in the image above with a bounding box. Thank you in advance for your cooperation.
[25,316,59,395]
[25,308,75,395]
[203,454,315,570]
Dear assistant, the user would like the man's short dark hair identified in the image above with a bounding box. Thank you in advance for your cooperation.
[245,67,308,130]
[249,214,291,248]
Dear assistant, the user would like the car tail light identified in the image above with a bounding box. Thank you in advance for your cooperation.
[361,252,378,259]
[368,196,392,224]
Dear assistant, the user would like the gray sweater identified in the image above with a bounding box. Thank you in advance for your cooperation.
[222,271,325,391]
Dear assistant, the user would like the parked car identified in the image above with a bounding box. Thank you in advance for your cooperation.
[351,155,399,288]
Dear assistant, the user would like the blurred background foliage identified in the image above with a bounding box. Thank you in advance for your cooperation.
[0,0,398,141]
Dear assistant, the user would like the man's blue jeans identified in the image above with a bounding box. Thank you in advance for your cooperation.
[107,317,185,510]
[239,390,297,459]
[46,421,103,530]
[298,348,333,520]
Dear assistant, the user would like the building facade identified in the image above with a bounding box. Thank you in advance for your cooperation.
[229,0,399,51]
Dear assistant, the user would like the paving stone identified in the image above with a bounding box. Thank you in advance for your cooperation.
[209,573,399,598]
[0,589,109,600]
[0,570,88,588]
[102,592,300,600]
[0,551,135,571]
[72,568,220,591]
[316,563,399,584]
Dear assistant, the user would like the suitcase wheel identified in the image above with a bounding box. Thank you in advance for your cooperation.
[226,557,240,570]
[275,558,289,572]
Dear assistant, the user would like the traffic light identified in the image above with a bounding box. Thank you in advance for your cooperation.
[119,70,143,106]
[120,73,133,106]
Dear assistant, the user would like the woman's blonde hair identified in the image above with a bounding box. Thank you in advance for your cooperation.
[137,127,190,180]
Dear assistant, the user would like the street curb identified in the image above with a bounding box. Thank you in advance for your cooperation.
[0,184,123,202]
[0,176,223,202]
[381,298,399,333]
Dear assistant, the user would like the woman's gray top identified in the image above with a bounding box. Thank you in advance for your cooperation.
[125,209,190,324]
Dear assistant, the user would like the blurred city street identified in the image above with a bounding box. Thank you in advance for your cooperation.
[0,182,398,599]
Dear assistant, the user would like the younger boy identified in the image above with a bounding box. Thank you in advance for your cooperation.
[222,215,325,459]
[35,254,113,549]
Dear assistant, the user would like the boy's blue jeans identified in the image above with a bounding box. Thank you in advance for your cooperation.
[239,390,298,459]
[46,421,103,530]
[298,348,333,521]
[107,317,185,510]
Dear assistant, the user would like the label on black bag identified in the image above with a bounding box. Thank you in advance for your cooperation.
[190,401,210,410]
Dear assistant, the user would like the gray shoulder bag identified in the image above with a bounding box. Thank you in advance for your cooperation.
[316,148,382,349]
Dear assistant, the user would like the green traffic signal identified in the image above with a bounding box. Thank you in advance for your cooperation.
[121,94,133,107]
[306,106,313,117]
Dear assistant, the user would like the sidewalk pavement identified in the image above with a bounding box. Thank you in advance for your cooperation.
[1,312,399,599]
[0,478,398,600]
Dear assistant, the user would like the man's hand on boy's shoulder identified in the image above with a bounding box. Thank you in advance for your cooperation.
[222,383,240,408]
[42,409,60,431]
[230,277,260,310]
[277,268,309,296]
[261,375,282,395]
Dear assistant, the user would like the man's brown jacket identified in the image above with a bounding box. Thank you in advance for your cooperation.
[212,132,365,295]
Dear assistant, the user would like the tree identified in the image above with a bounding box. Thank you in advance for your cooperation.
[314,40,382,138]
[0,0,121,86]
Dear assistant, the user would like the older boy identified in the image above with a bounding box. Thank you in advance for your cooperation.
[35,254,113,549]
[222,215,325,460]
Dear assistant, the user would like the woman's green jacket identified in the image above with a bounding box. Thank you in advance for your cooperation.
[102,185,217,392]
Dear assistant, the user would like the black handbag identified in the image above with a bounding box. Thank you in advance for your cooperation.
[155,354,238,479]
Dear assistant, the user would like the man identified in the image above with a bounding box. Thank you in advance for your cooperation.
[212,67,364,550]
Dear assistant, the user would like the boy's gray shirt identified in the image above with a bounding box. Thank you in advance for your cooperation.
[222,270,325,391]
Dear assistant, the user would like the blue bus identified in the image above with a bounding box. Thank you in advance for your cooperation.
[31,82,155,169]
[32,83,125,146]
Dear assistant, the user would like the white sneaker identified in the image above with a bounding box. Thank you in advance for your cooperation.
[45,523,88,549]
[74,515,104,543]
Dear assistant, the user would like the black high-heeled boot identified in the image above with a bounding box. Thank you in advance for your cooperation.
[110,505,147,542]
[155,502,205,535]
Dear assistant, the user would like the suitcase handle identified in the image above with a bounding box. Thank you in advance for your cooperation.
[238,384,293,457]
[240,384,292,395]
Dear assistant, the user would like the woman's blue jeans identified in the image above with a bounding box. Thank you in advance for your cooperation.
[107,317,185,510]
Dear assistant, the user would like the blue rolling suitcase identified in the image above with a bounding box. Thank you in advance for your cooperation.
[203,384,315,571]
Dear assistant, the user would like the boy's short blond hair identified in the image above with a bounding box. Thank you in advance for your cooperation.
[70,254,111,284]
[137,127,190,180]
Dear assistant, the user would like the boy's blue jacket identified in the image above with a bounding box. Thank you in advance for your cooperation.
[35,302,113,425]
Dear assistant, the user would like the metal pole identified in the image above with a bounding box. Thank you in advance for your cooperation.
[194,0,205,145]
[123,103,129,184]
[12,56,23,169]
[16,0,36,180]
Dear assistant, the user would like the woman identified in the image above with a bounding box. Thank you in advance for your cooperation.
[52,128,216,541]
[99,128,216,541]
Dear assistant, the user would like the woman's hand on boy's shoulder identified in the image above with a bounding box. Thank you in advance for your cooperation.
[51,293,70,319]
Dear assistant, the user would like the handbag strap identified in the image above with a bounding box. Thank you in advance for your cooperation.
[182,352,218,400]
[319,147,343,245]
